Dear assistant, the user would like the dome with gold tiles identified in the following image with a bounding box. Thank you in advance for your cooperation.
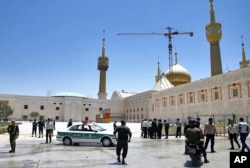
[165,63,191,86]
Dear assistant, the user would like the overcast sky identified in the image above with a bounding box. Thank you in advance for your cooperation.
[0,0,249,99]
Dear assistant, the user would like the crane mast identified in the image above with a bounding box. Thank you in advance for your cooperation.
[118,27,193,83]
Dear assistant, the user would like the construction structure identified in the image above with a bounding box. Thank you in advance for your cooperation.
[118,27,193,83]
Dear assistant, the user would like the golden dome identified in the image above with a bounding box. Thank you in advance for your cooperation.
[165,64,191,86]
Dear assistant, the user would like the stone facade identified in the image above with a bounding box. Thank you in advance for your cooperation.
[1,67,250,123]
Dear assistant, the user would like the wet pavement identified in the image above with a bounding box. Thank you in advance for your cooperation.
[0,121,250,168]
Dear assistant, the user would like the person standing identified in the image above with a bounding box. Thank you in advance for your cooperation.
[142,119,148,138]
[67,119,73,128]
[163,120,169,139]
[152,118,157,139]
[113,120,132,165]
[228,119,240,150]
[37,118,45,138]
[7,120,19,153]
[175,118,182,138]
[32,119,37,137]
[238,118,250,152]
[157,119,163,139]
[45,118,53,143]
[113,121,117,131]
[204,118,217,153]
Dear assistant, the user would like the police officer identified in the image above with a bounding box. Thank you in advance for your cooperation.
[157,119,163,139]
[7,120,19,153]
[113,120,132,164]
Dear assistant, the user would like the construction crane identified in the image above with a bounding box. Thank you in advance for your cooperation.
[118,27,193,83]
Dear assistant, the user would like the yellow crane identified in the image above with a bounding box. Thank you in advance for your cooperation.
[118,27,193,82]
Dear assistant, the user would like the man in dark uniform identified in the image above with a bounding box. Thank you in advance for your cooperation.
[37,118,45,138]
[113,120,132,165]
[163,120,169,139]
[152,118,157,138]
[157,119,163,139]
[7,120,19,153]
[32,119,37,137]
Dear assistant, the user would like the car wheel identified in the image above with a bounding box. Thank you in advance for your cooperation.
[63,137,72,146]
[102,137,112,147]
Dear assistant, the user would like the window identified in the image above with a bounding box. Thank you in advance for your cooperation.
[189,96,193,103]
[211,87,222,101]
[99,107,102,111]
[40,105,44,110]
[214,92,219,100]
[232,88,238,97]
[180,98,183,104]
[56,107,60,110]
[201,94,205,102]
[85,108,89,111]
[24,105,28,109]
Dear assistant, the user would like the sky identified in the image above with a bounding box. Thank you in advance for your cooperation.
[0,0,249,99]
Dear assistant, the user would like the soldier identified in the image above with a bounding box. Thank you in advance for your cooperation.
[7,120,19,153]
[113,120,132,165]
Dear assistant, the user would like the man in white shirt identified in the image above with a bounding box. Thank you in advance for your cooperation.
[238,118,250,152]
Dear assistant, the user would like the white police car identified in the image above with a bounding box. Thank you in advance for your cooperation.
[56,123,116,147]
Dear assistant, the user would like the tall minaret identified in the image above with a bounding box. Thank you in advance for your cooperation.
[97,36,109,100]
[155,58,161,83]
[205,0,223,76]
[239,35,249,68]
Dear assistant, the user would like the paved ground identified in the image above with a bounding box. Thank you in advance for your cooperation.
[0,121,250,168]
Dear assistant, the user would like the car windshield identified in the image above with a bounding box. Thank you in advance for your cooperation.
[91,123,106,131]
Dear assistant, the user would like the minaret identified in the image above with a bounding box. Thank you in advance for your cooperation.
[205,0,223,76]
[155,58,161,83]
[239,35,249,68]
[97,37,109,100]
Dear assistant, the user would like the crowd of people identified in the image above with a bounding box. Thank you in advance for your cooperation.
[5,116,249,165]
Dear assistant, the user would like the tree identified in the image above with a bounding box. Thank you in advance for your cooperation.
[0,104,14,120]
[30,111,40,119]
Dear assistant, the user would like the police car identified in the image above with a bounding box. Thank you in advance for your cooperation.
[56,122,116,147]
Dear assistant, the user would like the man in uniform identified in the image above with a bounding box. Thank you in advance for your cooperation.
[7,120,19,153]
[186,119,209,163]
[37,118,45,138]
[113,120,132,164]
[32,119,37,137]
[163,120,169,139]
